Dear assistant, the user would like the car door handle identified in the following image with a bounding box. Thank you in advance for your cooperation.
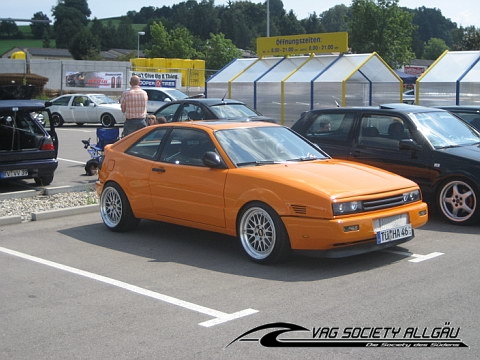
[152,167,166,173]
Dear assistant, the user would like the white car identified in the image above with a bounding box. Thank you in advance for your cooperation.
[48,93,125,127]
[402,89,415,104]
[142,87,203,113]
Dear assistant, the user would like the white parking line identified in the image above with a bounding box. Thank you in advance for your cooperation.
[57,157,86,164]
[0,247,258,327]
[383,249,444,262]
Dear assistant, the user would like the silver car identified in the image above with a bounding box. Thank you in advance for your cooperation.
[49,93,125,127]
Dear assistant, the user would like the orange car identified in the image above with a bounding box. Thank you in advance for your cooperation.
[96,121,428,264]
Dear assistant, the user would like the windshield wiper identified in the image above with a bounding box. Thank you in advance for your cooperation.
[286,156,319,162]
[236,160,279,167]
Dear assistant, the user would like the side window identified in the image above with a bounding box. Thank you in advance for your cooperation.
[156,103,181,122]
[305,113,354,142]
[181,104,204,121]
[125,128,168,160]
[53,96,71,106]
[358,115,411,148]
[160,128,215,166]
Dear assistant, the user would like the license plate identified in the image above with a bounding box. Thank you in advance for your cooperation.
[376,224,412,244]
[374,214,411,244]
[0,169,28,178]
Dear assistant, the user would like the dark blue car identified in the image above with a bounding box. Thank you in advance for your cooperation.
[0,99,58,186]
[291,103,480,225]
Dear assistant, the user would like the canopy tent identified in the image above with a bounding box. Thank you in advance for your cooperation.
[207,53,403,126]
[416,50,480,106]
[394,70,417,84]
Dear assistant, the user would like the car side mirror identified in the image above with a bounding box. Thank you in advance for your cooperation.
[202,151,226,169]
[399,139,422,151]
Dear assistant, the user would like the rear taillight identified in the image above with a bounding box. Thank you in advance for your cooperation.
[41,139,55,151]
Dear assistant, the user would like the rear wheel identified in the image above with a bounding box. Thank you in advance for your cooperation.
[238,202,291,264]
[101,113,115,127]
[34,175,54,186]
[100,183,139,231]
[85,159,99,176]
[51,113,64,127]
[437,178,479,225]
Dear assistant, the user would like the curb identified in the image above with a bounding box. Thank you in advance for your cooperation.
[31,204,99,221]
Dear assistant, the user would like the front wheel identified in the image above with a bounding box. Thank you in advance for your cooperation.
[437,178,479,225]
[100,183,139,231]
[101,113,115,127]
[237,202,291,264]
[51,113,64,127]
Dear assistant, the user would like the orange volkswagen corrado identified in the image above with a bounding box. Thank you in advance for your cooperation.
[96,121,428,264]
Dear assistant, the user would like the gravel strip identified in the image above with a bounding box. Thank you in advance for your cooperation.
[0,191,99,222]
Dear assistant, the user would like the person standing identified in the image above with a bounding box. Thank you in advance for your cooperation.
[120,75,148,137]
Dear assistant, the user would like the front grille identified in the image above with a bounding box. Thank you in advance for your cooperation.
[363,194,406,211]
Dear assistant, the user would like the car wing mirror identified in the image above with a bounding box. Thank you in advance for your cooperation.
[202,151,227,169]
[399,139,422,151]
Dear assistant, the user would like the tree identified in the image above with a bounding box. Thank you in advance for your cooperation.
[68,27,100,60]
[320,5,350,33]
[349,0,416,68]
[0,20,21,38]
[204,32,242,70]
[52,0,91,48]
[115,16,136,49]
[30,12,51,39]
[451,26,480,51]
[423,38,448,59]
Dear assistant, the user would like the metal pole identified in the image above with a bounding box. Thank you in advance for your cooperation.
[137,32,145,58]
[267,0,270,37]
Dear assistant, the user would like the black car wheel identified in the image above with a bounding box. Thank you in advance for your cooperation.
[437,178,479,225]
[101,113,115,127]
[34,175,54,186]
[237,202,291,264]
[51,113,64,127]
[100,182,139,231]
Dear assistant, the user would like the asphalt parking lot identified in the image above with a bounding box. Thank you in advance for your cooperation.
[1,124,479,359]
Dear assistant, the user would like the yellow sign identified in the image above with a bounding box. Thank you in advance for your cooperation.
[256,32,348,57]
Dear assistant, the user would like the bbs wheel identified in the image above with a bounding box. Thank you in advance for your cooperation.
[100,183,139,232]
[437,178,479,225]
[238,202,291,264]
[101,113,115,127]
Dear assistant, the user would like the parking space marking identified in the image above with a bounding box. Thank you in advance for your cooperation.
[383,249,444,262]
[57,157,86,164]
[0,247,258,327]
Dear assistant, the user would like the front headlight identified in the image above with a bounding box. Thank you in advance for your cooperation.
[403,190,421,203]
[333,201,363,215]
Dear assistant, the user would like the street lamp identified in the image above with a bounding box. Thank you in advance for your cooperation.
[137,31,145,58]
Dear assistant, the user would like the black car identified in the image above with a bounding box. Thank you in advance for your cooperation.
[153,98,276,123]
[437,106,480,131]
[291,103,480,225]
[0,99,58,185]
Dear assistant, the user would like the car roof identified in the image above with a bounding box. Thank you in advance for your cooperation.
[0,99,46,111]
[310,103,446,114]
[164,98,245,106]
[437,105,480,111]
[156,120,280,131]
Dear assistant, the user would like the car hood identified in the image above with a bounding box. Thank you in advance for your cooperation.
[437,143,480,161]
[235,159,417,198]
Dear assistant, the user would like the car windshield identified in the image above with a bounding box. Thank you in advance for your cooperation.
[215,126,327,167]
[90,94,117,105]
[164,89,189,100]
[411,111,480,148]
[209,103,260,119]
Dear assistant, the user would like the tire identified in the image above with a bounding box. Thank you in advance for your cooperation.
[237,202,291,264]
[100,183,139,232]
[85,159,99,176]
[101,113,115,127]
[51,113,64,127]
[437,178,479,225]
[34,175,54,186]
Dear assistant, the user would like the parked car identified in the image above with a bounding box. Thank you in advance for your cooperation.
[142,87,203,113]
[291,103,480,225]
[96,121,428,264]
[49,93,125,127]
[402,89,415,104]
[436,105,480,131]
[153,98,276,123]
[0,99,58,185]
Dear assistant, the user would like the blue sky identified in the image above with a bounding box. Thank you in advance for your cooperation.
[3,0,480,28]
